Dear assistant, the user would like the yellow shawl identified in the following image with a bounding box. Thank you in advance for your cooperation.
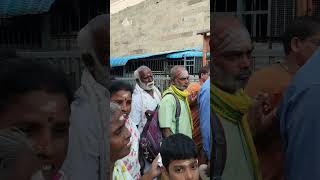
[211,84,262,180]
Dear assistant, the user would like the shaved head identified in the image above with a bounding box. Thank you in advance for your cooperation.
[212,15,252,60]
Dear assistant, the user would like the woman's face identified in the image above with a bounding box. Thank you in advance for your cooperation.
[110,110,131,163]
[0,90,70,180]
[110,90,132,115]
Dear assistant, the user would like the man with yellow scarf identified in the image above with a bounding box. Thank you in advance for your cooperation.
[211,15,263,180]
[159,65,193,139]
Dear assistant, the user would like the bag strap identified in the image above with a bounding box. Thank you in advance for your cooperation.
[163,92,181,134]
[211,112,227,178]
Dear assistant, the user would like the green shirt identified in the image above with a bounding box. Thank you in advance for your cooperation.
[218,114,255,180]
[158,93,192,138]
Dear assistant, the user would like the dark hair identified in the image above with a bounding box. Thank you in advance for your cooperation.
[282,16,320,55]
[109,80,133,96]
[198,65,209,78]
[0,55,73,113]
[160,133,197,169]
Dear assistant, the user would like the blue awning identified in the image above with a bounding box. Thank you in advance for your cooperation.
[111,48,201,67]
[0,0,56,17]
[166,50,203,59]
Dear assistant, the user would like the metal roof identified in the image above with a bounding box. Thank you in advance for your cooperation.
[0,0,56,17]
[166,50,204,59]
[110,48,201,67]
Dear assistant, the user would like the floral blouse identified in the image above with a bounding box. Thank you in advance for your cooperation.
[113,160,134,180]
[120,117,141,179]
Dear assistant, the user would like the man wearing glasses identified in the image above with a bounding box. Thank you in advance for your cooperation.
[159,65,193,139]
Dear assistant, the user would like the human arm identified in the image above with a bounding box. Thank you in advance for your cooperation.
[158,95,176,137]
[278,85,320,180]
[162,128,174,138]
[129,92,143,127]
[199,83,211,160]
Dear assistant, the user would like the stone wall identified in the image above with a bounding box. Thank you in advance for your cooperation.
[110,0,210,57]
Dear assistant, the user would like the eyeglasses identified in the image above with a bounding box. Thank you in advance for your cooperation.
[178,77,189,81]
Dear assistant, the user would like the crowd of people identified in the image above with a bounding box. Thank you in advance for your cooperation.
[109,63,211,180]
[1,12,320,180]
[0,13,211,180]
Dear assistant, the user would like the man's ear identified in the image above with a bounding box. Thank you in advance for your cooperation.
[200,73,204,79]
[290,37,302,53]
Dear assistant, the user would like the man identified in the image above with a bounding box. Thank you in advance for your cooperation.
[130,66,162,133]
[61,14,110,180]
[199,75,210,162]
[109,80,141,179]
[158,65,193,139]
[245,16,320,180]
[276,21,320,180]
[198,66,210,86]
[160,133,200,180]
[211,15,262,180]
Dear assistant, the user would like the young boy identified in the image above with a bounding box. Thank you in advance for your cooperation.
[160,133,200,180]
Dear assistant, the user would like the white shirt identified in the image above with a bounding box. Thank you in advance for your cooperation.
[61,69,109,180]
[130,84,161,133]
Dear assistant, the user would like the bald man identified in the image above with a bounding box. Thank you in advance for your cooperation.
[211,15,263,180]
[61,14,110,180]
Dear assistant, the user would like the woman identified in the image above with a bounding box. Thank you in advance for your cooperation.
[110,102,160,180]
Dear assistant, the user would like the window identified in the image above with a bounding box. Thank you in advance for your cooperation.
[212,0,271,42]
[214,0,237,12]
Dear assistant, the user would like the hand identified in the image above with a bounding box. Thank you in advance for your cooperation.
[248,91,272,134]
[249,91,272,121]
[143,155,161,180]
[248,91,278,138]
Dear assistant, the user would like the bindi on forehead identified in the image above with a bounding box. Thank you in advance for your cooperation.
[121,92,131,100]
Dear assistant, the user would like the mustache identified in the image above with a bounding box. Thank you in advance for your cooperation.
[237,69,251,78]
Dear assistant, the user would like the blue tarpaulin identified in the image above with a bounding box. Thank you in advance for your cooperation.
[111,48,205,67]
[0,0,55,17]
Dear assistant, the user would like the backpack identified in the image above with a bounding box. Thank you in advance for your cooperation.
[139,92,181,163]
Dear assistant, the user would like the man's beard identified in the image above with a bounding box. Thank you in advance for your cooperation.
[175,83,188,90]
[139,79,155,91]
[212,65,251,93]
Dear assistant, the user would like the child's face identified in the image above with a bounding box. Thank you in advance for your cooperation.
[163,158,199,180]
